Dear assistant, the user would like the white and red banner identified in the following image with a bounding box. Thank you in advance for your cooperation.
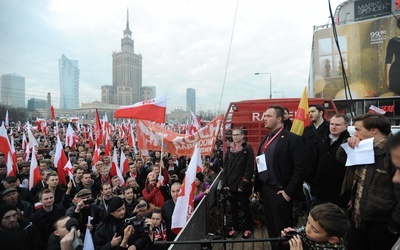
[189,111,201,135]
[28,148,41,190]
[114,94,167,123]
[54,136,68,186]
[171,145,203,233]
[0,123,15,176]
[136,116,223,156]
[110,147,125,185]
[119,150,129,175]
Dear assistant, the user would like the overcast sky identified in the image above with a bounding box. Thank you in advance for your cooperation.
[0,0,344,113]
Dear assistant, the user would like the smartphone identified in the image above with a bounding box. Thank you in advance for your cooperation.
[83,198,95,205]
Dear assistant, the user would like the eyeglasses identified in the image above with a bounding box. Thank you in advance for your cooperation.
[232,134,243,136]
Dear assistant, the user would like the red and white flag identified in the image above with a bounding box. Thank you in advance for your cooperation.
[88,128,94,149]
[110,147,125,185]
[0,123,13,173]
[54,136,68,186]
[119,150,129,175]
[21,132,27,150]
[27,123,38,149]
[114,94,167,123]
[92,144,101,172]
[189,111,201,135]
[104,129,111,156]
[171,145,203,234]
[94,109,103,146]
[6,152,15,176]
[28,148,41,190]
[128,126,139,155]
[63,160,74,182]
[65,123,78,149]
[9,135,17,175]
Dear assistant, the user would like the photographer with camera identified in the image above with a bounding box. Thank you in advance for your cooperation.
[280,203,349,250]
[94,197,152,250]
[66,189,104,236]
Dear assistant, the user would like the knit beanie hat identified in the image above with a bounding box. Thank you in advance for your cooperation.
[108,197,124,213]
[0,203,17,220]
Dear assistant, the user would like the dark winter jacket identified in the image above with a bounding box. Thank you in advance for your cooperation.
[222,141,255,192]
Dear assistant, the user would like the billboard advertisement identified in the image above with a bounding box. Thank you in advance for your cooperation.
[311,15,400,99]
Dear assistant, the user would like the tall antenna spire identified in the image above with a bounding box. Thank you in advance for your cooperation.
[126,8,129,28]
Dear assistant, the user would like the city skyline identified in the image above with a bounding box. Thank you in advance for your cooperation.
[0,0,344,113]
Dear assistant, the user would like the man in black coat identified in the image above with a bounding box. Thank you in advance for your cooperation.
[93,197,151,250]
[302,104,330,180]
[0,203,44,250]
[254,105,307,250]
[309,114,351,209]
[30,189,66,249]
[161,181,181,241]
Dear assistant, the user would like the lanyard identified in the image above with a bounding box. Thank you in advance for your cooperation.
[262,127,284,152]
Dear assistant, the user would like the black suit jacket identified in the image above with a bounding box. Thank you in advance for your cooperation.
[254,128,307,198]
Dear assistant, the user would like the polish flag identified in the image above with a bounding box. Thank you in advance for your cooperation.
[24,144,30,162]
[92,144,101,172]
[128,126,139,155]
[63,160,74,182]
[171,145,203,234]
[9,135,17,175]
[4,110,9,128]
[94,109,103,146]
[88,128,94,149]
[119,150,129,175]
[27,124,38,149]
[114,94,167,123]
[110,147,125,185]
[6,152,15,176]
[65,123,78,149]
[0,123,13,171]
[189,111,201,134]
[21,132,27,150]
[104,129,111,156]
[28,148,42,190]
[54,136,68,186]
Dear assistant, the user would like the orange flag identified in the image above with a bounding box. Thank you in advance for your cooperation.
[290,87,310,136]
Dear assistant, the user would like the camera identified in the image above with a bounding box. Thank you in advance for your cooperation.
[283,228,303,240]
[83,198,95,205]
[123,216,150,235]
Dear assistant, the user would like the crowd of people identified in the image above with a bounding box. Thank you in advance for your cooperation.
[1,104,400,250]
[222,104,400,250]
[0,122,223,250]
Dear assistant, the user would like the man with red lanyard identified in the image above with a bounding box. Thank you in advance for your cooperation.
[254,105,307,250]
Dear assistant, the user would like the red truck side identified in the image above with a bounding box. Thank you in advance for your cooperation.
[222,98,338,154]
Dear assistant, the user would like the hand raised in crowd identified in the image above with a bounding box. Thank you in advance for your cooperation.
[74,198,90,213]
[120,225,134,248]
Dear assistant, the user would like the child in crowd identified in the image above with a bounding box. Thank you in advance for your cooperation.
[281,203,349,250]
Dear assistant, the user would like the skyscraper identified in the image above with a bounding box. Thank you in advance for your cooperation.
[111,9,142,105]
[59,54,80,109]
[0,73,25,108]
[186,88,196,114]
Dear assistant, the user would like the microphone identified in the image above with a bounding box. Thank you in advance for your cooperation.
[65,218,83,250]
[66,218,79,231]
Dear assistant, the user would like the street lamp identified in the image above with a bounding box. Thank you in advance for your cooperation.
[254,72,272,99]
